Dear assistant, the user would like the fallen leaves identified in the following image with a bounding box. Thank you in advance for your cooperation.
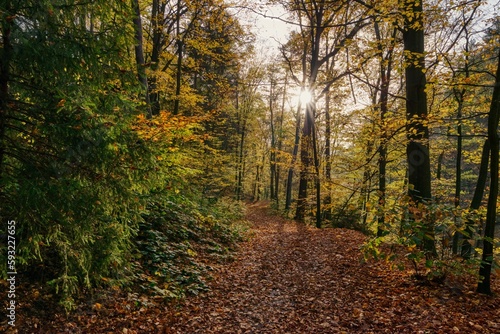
[3,203,500,333]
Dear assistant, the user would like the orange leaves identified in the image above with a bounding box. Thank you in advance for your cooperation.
[132,111,207,146]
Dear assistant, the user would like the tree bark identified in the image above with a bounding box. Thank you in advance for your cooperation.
[236,119,246,201]
[132,0,152,118]
[374,23,395,237]
[324,89,332,220]
[461,139,489,258]
[310,102,321,228]
[148,0,167,116]
[285,104,302,211]
[477,49,500,295]
[269,82,277,202]
[295,101,314,221]
[452,91,464,254]
[173,0,182,115]
[402,0,436,256]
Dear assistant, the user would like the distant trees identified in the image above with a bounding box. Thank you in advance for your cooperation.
[249,0,500,291]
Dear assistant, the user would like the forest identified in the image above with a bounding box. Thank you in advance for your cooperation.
[1,0,500,332]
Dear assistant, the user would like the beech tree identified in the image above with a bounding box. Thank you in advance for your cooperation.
[477,45,500,295]
[401,0,436,255]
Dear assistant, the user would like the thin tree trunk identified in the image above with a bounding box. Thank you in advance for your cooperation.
[436,151,444,180]
[173,0,182,115]
[452,93,464,254]
[324,90,332,220]
[269,84,277,201]
[276,80,287,209]
[132,0,152,118]
[311,104,321,228]
[286,103,302,211]
[375,23,396,237]
[461,139,489,258]
[452,41,470,254]
[477,50,500,295]
[236,119,246,201]
[253,164,260,201]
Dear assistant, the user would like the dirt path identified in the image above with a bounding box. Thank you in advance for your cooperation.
[164,203,500,333]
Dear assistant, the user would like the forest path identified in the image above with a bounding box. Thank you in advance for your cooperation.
[165,203,499,333]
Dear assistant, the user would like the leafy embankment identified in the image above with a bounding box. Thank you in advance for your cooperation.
[0,197,247,333]
[5,202,500,333]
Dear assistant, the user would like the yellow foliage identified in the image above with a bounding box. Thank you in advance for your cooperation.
[132,111,207,145]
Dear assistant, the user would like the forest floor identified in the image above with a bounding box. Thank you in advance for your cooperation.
[5,202,500,333]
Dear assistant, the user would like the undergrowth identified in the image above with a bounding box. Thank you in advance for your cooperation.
[131,195,248,301]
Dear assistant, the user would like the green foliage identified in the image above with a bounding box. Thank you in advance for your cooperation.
[363,198,485,281]
[132,194,247,299]
[0,0,149,311]
[0,0,247,312]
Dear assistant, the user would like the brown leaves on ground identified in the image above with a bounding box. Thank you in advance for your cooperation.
[5,202,500,333]
[163,203,500,333]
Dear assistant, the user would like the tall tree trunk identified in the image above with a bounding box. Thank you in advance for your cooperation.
[285,105,302,211]
[276,80,287,209]
[402,0,436,256]
[269,85,277,202]
[173,0,182,115]
[295,101,314,222]
[462,139,489,258]
[236,119,246,201]
[477,50,500,295]
[312,106,321,228]
[253,164,260,201]
[132,0,152,118]
[149,0,166,116]
[375,23,394,237]
[452,39,471,254]
[452,92,464,254]
[324,89,333,221]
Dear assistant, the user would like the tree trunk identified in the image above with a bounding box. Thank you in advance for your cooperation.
[276,82,286,209]
[477,50,500,295]
[452,41,470,254]
[311,104,321,228]
[173,0,182,115]
[132,0,152,118]
[236,119,246,201]
[148,0,167,116]
[461,139,489,258]
[295,101,314,222]
[402,0,436,256]
[269,85,277,202]
[376,23,393,237]
[324,89,332,220]
[285,105,302,211]
[452,92,464,254]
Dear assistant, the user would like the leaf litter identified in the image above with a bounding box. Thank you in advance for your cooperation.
[4,202,500,333]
